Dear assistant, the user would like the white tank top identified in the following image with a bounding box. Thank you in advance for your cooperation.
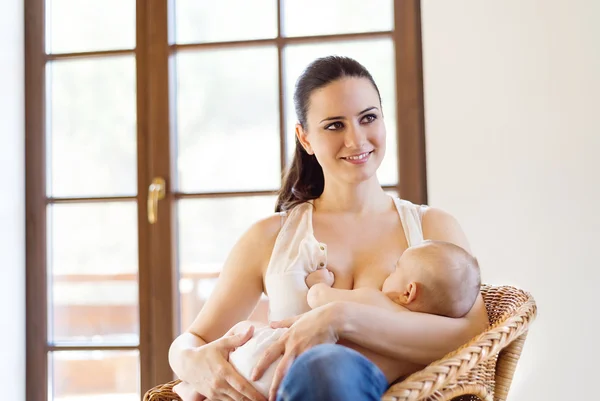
[264,196,428,321]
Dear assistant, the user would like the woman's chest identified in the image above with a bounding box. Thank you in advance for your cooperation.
[313,212,408,290]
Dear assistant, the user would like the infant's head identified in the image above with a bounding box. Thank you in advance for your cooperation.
[382,240,480,318]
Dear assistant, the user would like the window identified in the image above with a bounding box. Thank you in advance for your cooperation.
[25,1,426,400]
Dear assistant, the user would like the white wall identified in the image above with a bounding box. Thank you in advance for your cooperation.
[0,0,25,399]
[421,0,599,399]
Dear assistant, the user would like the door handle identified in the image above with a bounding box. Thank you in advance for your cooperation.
[147,177,166,224]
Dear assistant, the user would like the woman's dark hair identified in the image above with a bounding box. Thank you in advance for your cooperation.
[275,56,382,212]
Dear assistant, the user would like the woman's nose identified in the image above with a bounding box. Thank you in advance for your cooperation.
[344,124,367,148]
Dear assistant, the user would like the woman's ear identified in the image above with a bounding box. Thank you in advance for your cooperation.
[295,123,313,155]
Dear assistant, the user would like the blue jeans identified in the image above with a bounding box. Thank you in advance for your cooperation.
[276,344,389,401]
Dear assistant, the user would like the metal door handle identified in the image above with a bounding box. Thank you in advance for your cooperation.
[147,177,166,224]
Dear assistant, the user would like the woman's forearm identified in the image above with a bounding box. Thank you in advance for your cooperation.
[332,297,489,365]
[168,332,207,381]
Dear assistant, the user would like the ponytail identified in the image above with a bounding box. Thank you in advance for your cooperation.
[275,137,324,212]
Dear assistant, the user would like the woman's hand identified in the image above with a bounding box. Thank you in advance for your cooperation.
[251,304,340,401]
[182,325,267,401]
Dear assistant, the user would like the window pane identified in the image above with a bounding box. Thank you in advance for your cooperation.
[176,48,281,192]
[177,196,276,332]
[47,0,135,53]
[49,203,138,345]
[178,196,276,274]
[48,56,137,198]
[283,39,398,185]
[175,0,277,44]
[180,275,269,333]
[282,0,393,37]
[50,350,139,401]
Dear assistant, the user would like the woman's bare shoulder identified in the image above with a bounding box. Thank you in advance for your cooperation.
[246,212,285,243]
[421,206,472,253]
[239,212,287,267]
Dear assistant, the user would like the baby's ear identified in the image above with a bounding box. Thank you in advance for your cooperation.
[403,282,419,305]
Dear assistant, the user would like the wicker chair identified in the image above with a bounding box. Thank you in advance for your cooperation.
[144,284,536,401]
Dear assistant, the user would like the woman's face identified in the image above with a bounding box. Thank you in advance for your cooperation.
[297,77,386,185]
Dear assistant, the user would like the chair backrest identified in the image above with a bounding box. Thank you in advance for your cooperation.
[480,285,535,401]
[494,333,528,401]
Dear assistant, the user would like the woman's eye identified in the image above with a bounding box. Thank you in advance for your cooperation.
[362,114,377,124]
[325,121,344,130]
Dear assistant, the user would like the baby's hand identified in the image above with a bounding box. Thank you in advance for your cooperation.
[306,268,335,288]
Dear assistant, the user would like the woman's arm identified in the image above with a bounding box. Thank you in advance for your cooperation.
[168,214,281,401]
[332,207,489,364]
[332,295,487,364]
[183,214,280,343]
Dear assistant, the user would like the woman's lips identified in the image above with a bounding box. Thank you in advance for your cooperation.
[341,150,373,164]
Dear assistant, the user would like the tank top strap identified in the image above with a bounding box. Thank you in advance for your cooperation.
[266,202,315,275]
[275,203,309,240]
[392,197,428,247]
[278,210,287,228]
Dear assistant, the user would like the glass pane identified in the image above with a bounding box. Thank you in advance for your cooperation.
[282,0,393,37]
[48,56,137,198]
[176,47,281,192]
[175,0,277,44]
[49,203,138,345]
[180,276,270,333]
[47,0,135,53]
[178,196,276,332]
[283,39,398,185]
[50,350,139,401]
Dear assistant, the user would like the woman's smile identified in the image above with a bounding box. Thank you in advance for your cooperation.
[340,150,374,164]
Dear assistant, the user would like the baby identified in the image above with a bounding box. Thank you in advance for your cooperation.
[225,239,481,397]
[306,239,481,318]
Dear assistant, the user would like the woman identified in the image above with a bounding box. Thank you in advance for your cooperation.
[168,56,489,401]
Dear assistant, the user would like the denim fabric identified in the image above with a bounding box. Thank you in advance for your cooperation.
[276,344,389,401]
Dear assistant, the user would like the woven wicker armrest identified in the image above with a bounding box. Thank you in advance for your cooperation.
[382,286,537,401]
[144,379,182,401]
